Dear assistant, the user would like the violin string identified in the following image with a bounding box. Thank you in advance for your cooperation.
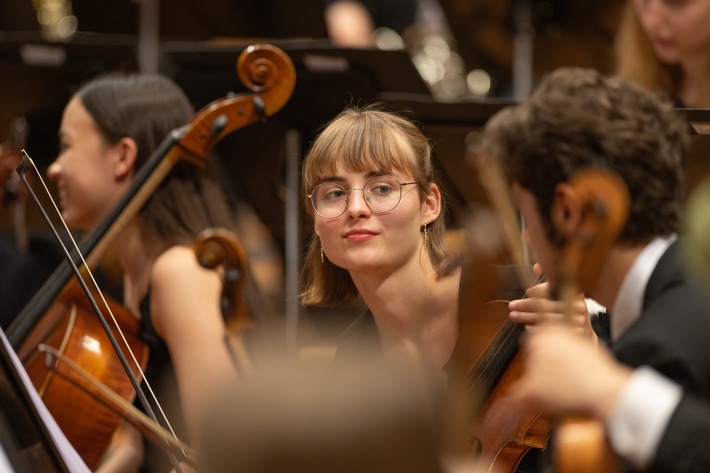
[18,152,187,461]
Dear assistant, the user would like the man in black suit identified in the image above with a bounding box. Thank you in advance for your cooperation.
[511,326,710,472]
[480,67,710,472]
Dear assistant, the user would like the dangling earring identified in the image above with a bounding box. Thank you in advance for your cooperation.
[422,223,428,249]
[320,246,325,263]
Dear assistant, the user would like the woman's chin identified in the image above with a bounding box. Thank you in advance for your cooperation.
[63,213,92,232]
[653,46,680,65]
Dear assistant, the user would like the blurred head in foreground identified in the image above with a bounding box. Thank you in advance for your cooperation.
[197,354,450,473]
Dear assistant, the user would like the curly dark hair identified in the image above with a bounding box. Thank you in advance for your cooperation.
[482,67,689,246]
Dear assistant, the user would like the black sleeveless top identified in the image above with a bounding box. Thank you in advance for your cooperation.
[138,294,171,390]
[137,293,187,472]
[335,263,527,359]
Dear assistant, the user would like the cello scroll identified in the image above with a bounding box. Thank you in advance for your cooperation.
[194,228,255,376]
[177,44,296,166]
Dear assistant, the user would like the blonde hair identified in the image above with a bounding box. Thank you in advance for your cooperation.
[300,105,447,307]
[614,2,681,100]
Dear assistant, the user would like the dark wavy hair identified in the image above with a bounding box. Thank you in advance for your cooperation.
[481,67,688,246]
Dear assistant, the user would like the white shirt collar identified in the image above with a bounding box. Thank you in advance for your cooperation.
[610,234,677,341]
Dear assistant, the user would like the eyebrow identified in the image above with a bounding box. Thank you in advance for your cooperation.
[317,170,391,183]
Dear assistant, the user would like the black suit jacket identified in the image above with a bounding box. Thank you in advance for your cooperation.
[608,241,710,472]
[652,394,710,473]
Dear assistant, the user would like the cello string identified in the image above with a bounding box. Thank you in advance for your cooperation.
[16,151,188,469]
[463,145,544,402]
[464,281,540,401]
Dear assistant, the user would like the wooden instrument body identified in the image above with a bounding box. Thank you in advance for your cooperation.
[18,282,148,469]
[453,134,629,472]
[450,289,553,472]
[455,169,626,473]
[9,43,296,469]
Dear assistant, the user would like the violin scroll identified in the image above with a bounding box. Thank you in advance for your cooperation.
[555,168,630,297]
[194,228,251,330]
[551,168,629,473]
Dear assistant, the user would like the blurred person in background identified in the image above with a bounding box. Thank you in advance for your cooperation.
[615,0,710,107]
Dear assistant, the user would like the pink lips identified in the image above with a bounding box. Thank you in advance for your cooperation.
[651,36,675,53]
[343,229,378,242]
[55,187,67,208]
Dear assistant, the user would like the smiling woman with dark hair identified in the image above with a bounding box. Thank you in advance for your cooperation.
[48,72,242,473]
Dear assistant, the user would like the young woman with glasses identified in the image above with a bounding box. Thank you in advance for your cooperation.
[299,106,593,379]
[300,106,455,372]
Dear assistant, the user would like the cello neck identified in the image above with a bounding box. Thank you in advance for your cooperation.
[6,130,182,348]
[7,43,297,349]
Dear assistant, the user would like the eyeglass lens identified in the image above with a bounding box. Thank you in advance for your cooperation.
[311,176,406,218]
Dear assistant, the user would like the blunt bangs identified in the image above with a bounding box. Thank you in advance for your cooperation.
[305,111,424,191]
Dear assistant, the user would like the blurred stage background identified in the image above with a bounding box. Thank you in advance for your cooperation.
[1,0,708,358]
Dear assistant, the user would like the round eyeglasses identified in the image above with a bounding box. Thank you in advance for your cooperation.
[308,176,418,219]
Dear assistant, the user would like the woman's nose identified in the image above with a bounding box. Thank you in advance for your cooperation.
[639,0,665,31]
[345,189,371,216]
[47,159,61,180]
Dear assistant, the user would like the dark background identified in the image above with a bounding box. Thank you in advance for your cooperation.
[2,0,708,350]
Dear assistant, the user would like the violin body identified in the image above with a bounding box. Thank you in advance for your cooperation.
[18,282,148,470]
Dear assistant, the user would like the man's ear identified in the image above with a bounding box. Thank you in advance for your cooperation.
[550,182,582,238]
[113,137,138,181]
[422,183,442,227]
